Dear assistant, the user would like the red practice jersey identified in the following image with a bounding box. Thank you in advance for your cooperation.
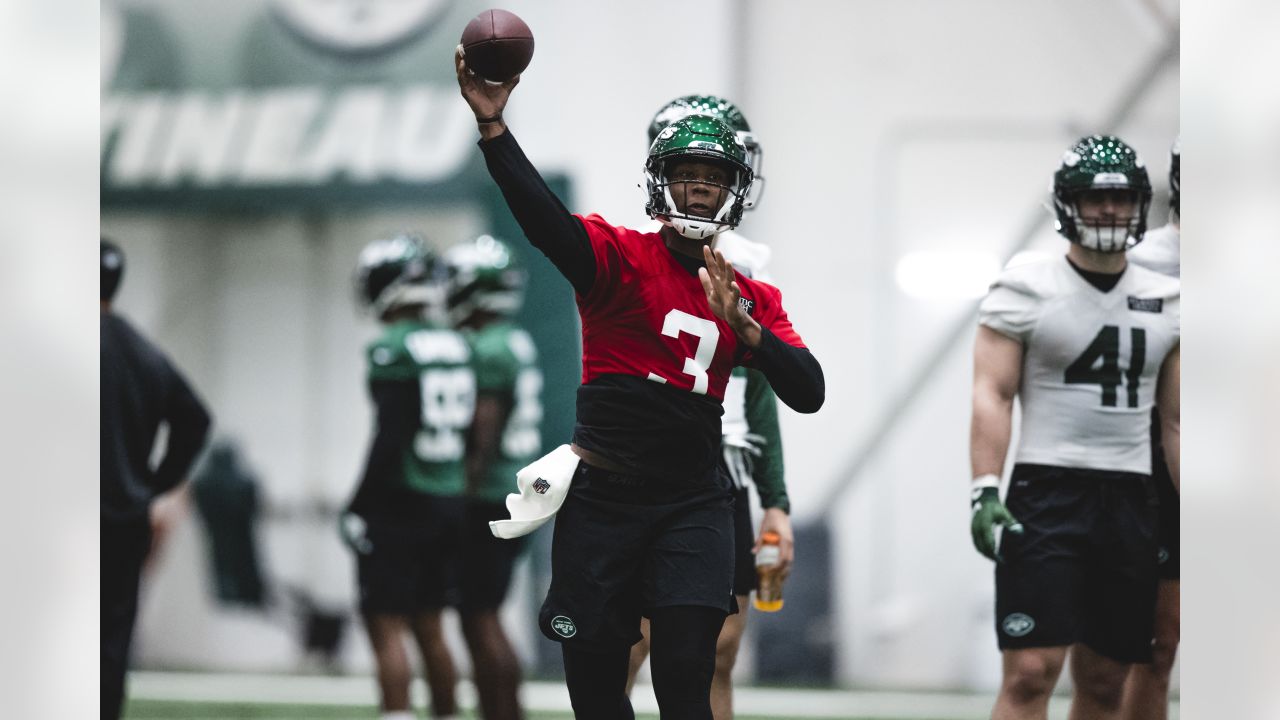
[574,214,807,402]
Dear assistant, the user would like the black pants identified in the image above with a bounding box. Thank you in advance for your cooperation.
[562,605,725,719]
[102,516,151,720]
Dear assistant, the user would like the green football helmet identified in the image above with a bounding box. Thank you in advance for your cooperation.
[1052,135,1152,252]
[443,235,526,325]
[644,114,754,241]
[648,95,764,208]
[354,233,438,317]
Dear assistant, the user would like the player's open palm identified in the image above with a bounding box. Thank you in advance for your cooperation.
[699,246,749,329]
[455,45,518,120]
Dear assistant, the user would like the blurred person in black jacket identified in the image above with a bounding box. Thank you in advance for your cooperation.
[101,239,212,720]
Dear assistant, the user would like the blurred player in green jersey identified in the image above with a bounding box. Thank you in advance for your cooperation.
[445,235,542,720]
[344,234,474,720]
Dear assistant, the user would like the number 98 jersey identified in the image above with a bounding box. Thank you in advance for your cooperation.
[367,319,475,496]
[979,256,1180,474]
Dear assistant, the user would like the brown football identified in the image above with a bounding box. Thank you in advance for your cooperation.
[460,9,534,82]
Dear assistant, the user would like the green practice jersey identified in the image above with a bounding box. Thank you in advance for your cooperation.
[465,321,543,503]
[367,319,475,497]
[742,367,787,513]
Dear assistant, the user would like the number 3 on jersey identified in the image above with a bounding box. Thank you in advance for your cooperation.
[1064,325,1146,407]
[647,309,719,395]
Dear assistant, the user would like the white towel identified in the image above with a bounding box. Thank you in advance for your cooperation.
[488,444,581,539]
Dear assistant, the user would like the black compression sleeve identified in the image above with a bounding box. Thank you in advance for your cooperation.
[649,605,725,719]
[347,379,419,515]
[479,129,595,295]
[151,369,212,495]
[561,644,636,720]
[751,328,825,414]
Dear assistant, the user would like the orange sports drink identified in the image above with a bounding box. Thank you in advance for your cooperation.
[753,531,784,612]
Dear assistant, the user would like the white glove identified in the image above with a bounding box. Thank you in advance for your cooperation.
[722,432,765,488]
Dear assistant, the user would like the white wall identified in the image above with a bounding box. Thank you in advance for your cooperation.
[107,0,1179,689]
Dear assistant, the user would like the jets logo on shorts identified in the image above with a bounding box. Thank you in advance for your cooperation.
[551,615,577,638]
[532,477,551,495]
[1002,613,1035,637]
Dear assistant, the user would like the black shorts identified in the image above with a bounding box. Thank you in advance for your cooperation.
[539,462,736,652]
[357,496,464,615]
[459,498,526,612]
[731,486,757,597]
[995,464,1159,663]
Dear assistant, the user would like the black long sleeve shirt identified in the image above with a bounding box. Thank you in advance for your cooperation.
[101,312,212,523]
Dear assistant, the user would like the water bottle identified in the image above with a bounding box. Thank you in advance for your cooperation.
[753,530,784,612]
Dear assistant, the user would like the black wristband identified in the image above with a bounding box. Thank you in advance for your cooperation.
[477,114,503,124]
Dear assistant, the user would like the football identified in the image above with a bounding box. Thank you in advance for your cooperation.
[460,9,534,83]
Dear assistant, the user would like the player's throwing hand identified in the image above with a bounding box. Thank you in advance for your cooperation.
[455,45,519,123]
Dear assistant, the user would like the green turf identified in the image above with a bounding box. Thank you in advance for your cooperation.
[123,698,917,720]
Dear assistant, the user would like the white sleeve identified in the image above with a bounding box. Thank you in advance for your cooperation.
[978,279,1040,342]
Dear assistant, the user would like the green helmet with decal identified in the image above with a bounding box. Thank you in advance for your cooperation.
[648,95,764,208]
[443,234,526,325]
[354,233,439,318]
[1052,135,1153,252]
[644,114,754,241]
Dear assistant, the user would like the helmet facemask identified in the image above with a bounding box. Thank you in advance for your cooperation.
[648,157,749,241]
[644,115,754,241]
[738,130,765,209]
[1055,186,1150,253]
[1051,136,1153,253]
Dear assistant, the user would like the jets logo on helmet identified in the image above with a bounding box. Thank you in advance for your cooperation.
[355,233,439,317]
[644,114,754,241]
[647,94,765,209]
[1051,135,1152,253]
[443,235,526,325]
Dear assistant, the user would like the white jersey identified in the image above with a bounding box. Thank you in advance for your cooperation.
[979,256,1180,474]
[713,230,771,438]
[1129,222,1180,278]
